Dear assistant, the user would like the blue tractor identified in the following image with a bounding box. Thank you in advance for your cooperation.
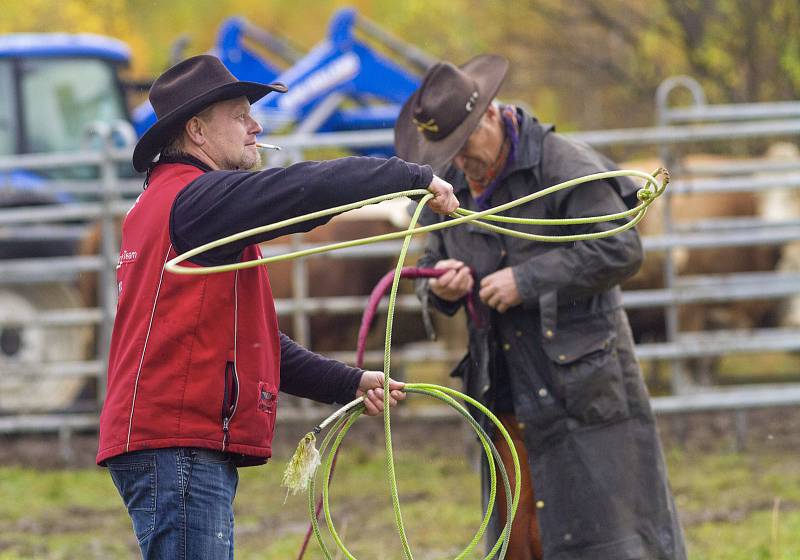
[0,33,135,191]
[2,11,431,201]
[132,15,304,137]
[135,9,432,156]
[0,33,137,412]
[253,8,428,139]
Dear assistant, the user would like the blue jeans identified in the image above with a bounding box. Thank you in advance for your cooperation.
[107,447,239,560]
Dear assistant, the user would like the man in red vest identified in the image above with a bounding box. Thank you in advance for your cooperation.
[98,55,457,559]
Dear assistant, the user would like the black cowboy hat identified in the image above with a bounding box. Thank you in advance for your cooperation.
[132,55,287,172]
[394,54,508,173]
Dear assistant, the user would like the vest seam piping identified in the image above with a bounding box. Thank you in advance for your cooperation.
[126,244,172,452]
[234,270,239,368]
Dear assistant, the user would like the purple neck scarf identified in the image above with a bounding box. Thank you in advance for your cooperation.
[473,106,520,211]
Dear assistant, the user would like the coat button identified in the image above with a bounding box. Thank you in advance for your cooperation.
[558,354,567,362]
[538,388,548,398]
[517,422,526,430]
[544,329,554,339]
[536,500,545,509]
[515,330,523,337]
[502,343,511,351]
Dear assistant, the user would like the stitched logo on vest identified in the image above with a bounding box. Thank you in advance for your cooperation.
[117,249,139,268]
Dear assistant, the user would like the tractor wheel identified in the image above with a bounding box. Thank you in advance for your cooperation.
[0,284,93,412]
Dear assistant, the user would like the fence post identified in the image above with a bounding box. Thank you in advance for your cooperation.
[90,125,122,410]
[655,78,706,394]
[59,425,75,464]
[290,233,314,412]
[290,233,311,349]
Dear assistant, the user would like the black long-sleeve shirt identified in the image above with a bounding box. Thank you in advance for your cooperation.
[164,155,433,405]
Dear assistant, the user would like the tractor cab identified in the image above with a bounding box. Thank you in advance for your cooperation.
[0,34,137,413]
[0,33,135,181]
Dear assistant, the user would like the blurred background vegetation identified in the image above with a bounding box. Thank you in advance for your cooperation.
[3,0,800,132]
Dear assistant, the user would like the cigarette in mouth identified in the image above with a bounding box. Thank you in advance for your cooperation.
[256,143,282,151]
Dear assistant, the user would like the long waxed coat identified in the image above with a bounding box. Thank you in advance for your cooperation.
[415,109,686,560]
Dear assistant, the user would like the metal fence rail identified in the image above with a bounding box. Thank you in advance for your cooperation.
[650,76,800,392]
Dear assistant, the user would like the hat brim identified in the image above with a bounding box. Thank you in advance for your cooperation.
[132,81,287,172]
[394,55,509,174]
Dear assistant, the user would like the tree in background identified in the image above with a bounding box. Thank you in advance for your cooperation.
[2,0,800,132]
[491,0,800,130]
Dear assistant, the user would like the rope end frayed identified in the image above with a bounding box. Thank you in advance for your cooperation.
[653,167,670,185]
[282,431,322,498]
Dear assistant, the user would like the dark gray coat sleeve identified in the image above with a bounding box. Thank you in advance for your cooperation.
[511,179,643,306]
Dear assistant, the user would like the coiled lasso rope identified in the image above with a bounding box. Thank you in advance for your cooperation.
[164,168,669,559]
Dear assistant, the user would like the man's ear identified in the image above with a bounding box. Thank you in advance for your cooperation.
[185,116,205,147]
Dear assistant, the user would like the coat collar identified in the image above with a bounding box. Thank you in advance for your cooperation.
[144,153,212,188]
[154,153,213,173]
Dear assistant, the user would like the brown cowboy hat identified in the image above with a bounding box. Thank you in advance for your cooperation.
[394,54,508,173]
[132,55,287,172]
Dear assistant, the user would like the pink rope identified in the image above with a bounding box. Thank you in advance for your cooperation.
[356,267,481,366]
[296,266,479,559]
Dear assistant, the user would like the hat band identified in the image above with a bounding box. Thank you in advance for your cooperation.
[413,90,480,142]
[413,118,439,134]
[465,90,479,111]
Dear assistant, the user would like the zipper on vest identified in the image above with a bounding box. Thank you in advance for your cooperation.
[222,417,230,451]
[224,270,241,452]
[221,360,239,451]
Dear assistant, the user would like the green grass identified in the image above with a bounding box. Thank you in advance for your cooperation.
[0,467,136,559]
[233,440,484,559]
[686,508,800,560]
[2,440,800,559]
[668,449,800,560]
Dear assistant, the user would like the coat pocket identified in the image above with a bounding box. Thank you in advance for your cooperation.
[543,316,629,425]
[257,381,279,436]
[107,454,156,544]
[257,381,278,414]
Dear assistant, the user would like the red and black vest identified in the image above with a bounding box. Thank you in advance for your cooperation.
[97,163,280,466]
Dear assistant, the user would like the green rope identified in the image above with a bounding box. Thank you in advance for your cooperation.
[380,192,430,558]
[163,168,669,558]
[163,168,667,275]
[310,385,515,560]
